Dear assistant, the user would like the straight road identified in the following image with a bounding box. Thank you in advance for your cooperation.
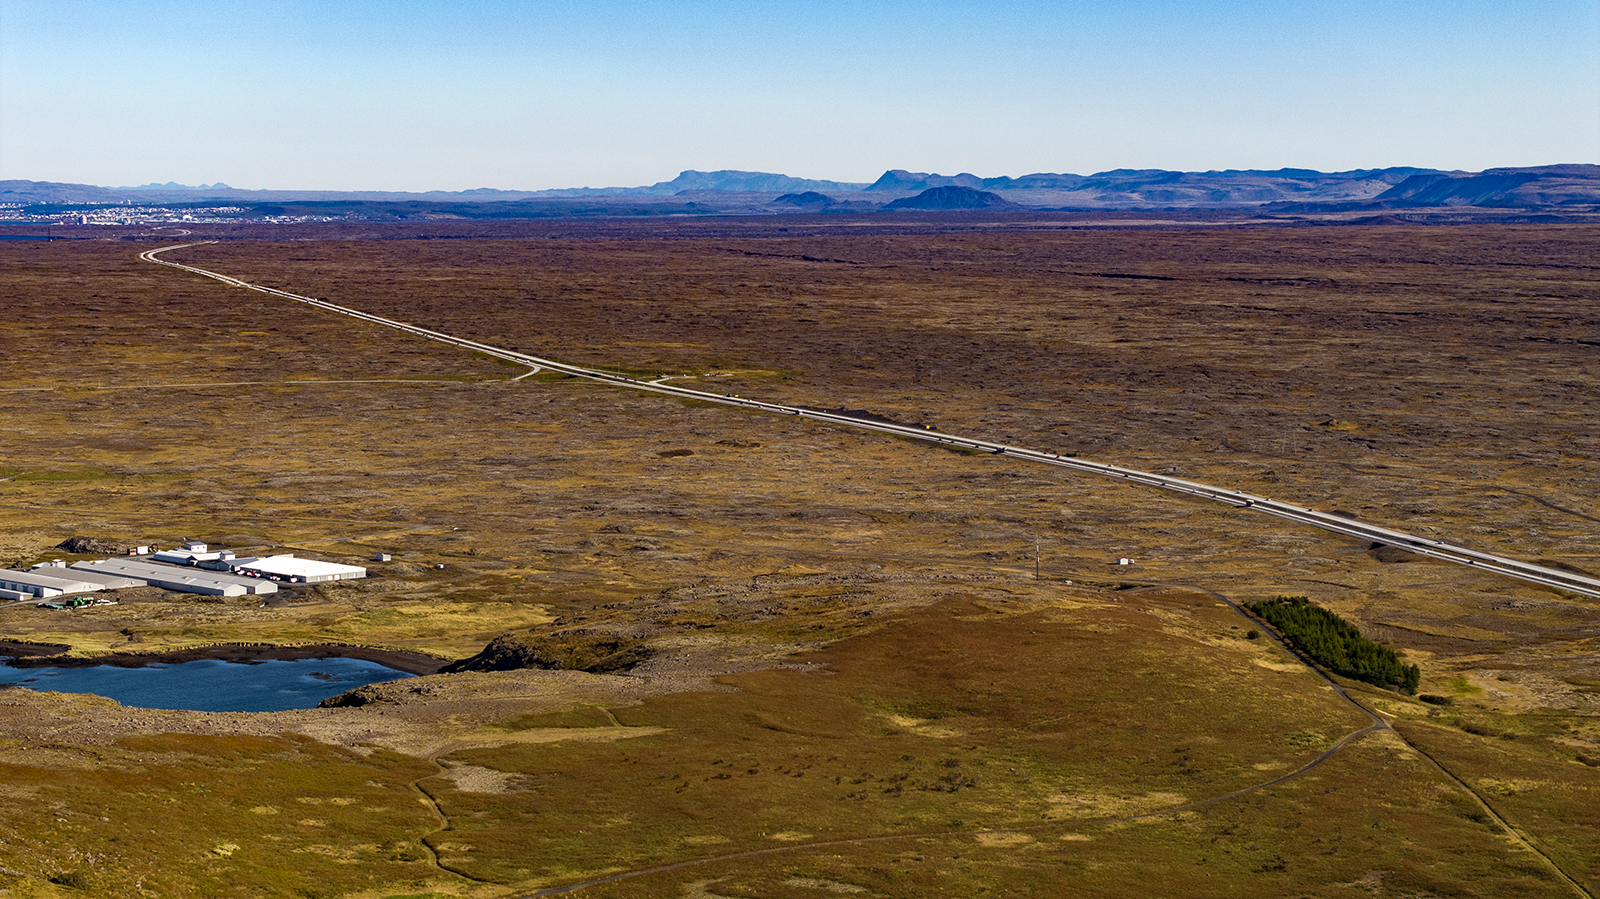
[141,243,1600,601]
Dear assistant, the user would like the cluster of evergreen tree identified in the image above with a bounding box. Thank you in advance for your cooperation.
[1245,596,1421,693]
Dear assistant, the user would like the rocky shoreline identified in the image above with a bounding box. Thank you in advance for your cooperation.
[0,642,448,676]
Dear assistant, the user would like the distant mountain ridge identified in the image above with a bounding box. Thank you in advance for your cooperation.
[868,170,991,192]
[0,170,871,205]
[863,166,1458,206]
[1372,166,1600,207]
[534,169,872,197]
[115,181,235,191]
[3,164,1595,212]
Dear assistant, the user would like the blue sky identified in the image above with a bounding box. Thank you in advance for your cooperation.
[2,0,1596,190]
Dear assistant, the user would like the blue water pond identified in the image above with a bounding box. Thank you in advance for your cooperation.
[0,657,412,712]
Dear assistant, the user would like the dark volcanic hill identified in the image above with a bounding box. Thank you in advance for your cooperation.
[770,191,836,207]
[882,185,1019,210]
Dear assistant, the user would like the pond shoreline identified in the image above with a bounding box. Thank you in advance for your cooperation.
[0,641,448,676]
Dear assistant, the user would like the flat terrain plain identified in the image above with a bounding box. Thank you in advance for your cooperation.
[0,221,1596,898]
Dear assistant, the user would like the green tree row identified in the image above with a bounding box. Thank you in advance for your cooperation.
[1245,596,1420,693]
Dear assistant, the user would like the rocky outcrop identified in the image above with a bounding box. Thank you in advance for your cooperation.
[440,632,652,675]
[55,536,131,554]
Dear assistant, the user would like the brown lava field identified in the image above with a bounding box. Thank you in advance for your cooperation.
[0,219,1595,898]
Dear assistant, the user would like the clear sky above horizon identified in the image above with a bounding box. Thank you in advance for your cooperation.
[2,0,1596,191]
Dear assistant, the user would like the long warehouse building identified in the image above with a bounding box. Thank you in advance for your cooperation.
[230,555,366,583]
[71,559,277,597]
[31,561,146,590]
[0,569,107,599]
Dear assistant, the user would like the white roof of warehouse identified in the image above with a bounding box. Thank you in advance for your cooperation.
[152,549,230,564]
[51,564,147,589]
[233,555,366,579]
[72,559,276,595]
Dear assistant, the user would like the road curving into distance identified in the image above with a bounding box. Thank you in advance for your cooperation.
[142,243,1600,601]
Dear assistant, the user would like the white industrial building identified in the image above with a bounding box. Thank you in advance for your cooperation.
[70,558,276,596]
[0,569,106,598]
[32,560,147,589]
[229,554,366,583]
[153,540,235,566]
[0,542,366,601]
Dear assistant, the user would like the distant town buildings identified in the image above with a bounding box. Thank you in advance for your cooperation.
[0,203,339,226]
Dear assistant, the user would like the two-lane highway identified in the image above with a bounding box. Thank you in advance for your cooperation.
[141,242,1600,600]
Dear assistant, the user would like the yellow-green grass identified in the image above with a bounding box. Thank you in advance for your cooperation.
[0,553,1589,897]
[407,595,1553,895]
[1389,712,1600,889]
[571,734,1569,899]
[0,595,554,661]
[0,733,438,898]
[7,590,1534,899]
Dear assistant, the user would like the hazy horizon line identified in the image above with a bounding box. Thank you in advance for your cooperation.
[17,161,1600,197]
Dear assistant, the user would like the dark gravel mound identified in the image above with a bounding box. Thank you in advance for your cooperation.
[55,536,130,554]
[441,632,652,674]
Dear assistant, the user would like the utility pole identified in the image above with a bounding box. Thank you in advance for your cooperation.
[1035,540,1041,580]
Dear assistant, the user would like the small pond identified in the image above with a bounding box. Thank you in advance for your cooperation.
[0,657,412,712]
